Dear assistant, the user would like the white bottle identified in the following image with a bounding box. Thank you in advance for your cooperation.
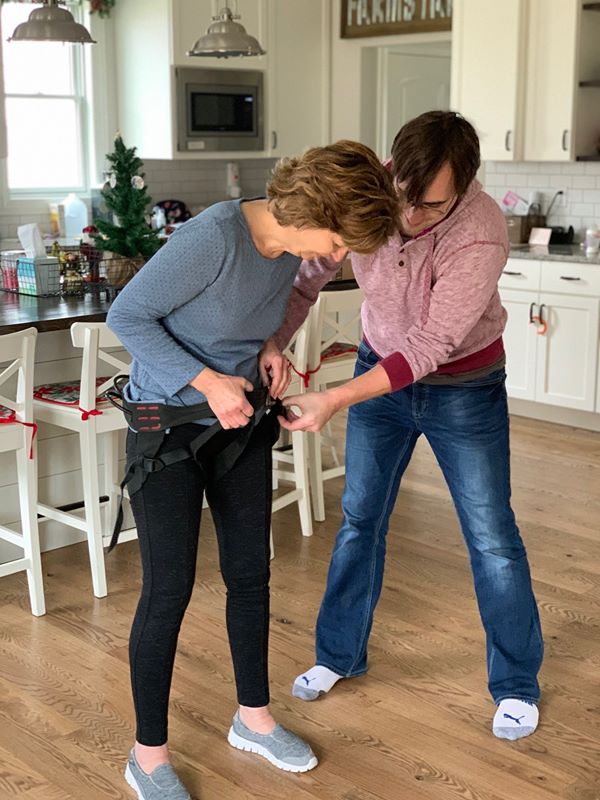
[59,193,89,239]
[226,162,242,199]
[585,225,600,256]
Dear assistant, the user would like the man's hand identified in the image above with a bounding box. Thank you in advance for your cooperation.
[279,390,339,432]
[258,337,291,399]
[190,367,254,429]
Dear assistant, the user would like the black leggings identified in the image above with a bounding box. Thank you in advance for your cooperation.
[127,417,274,746]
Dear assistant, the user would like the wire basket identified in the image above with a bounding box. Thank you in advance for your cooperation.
[0,247,145,297]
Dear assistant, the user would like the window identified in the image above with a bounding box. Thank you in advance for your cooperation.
[1,2,89,195]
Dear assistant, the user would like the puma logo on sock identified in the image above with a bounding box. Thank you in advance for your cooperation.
[301,676,316,686]
[503,713,525,725]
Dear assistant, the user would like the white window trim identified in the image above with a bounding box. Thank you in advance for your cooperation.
[0,7,117,216]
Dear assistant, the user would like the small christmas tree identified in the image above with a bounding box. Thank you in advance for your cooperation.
[93,134,163,261]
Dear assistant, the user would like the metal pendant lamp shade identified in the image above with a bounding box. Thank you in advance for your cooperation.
[187,6,265,59]
[8,0,96,44]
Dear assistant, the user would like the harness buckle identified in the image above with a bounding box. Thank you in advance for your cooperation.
[140,456,165,473]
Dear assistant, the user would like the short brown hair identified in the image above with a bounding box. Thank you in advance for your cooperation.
[391,111,480,205]
[266,140,399,253]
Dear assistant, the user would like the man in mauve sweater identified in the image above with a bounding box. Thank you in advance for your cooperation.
[272,111,544,740]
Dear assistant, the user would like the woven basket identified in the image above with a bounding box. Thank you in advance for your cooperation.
[104,254,145,288]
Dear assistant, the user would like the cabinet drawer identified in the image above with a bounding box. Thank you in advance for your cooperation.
[540,261,600,297]
[498,259,540,290]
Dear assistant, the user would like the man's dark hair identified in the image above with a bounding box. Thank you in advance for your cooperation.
[390,111,480,205]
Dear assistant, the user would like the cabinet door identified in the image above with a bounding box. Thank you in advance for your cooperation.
[173,0,267,69]
[266,0,329,156]
[523,0,579,161]
[500,289,539,401]
[536,294,599,411]
[450,0,526,161]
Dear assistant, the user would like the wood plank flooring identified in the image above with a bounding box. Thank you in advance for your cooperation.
[0,414,599,800]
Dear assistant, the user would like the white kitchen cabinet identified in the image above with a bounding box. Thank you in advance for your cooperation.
[523,0,579,161]
[535,294,599,411]
[500,288,538,401]
[500,259,600,412]
[451,0,600,162]
[112,0,328,160]
[450,0,527,161]
[266,0,329,155]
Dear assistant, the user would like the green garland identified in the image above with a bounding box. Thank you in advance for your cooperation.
[0,1,116,18]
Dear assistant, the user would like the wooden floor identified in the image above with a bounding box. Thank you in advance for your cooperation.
[1,414,600,800]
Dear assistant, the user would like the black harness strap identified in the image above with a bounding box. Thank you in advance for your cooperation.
[106,376,278,553]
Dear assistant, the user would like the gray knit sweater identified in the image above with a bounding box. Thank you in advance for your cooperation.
[107,200,301,406]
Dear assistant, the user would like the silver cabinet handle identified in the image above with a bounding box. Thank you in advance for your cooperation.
[560,275,581,281]
[502,270,523,276]
[562,129,569,151]
[505,130,512,151]
[271,130,278,149]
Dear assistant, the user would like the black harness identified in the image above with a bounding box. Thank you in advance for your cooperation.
[105,375,280,552]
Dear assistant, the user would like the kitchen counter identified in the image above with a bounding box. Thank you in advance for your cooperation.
[0,290,112,335]
[509,244,600,265]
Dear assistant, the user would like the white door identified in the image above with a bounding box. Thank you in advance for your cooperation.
[535,294,599,411]
[523,0,579,161]
[379,50,450,157]
[500,289,539,401]
[450,0,526,160]
[266,0,328,156]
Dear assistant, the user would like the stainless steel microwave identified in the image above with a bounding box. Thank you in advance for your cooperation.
[175,67,264,152]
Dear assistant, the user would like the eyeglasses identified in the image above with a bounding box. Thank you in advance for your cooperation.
[394,178,457,219]
[403,194,457,219]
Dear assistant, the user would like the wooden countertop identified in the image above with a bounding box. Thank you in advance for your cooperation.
[0,290,112,335]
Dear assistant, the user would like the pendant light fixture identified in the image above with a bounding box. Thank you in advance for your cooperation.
[187,2,265,59]
[8,0,96,44]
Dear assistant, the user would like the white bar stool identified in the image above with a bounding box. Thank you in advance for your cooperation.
[0,327,45,616]
[306,287,364,521]
[271,311,313,543]
[33,322,133,598]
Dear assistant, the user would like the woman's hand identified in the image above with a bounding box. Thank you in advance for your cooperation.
[279,390,339,432]
[258,337,291,399]
[190,367,254,429]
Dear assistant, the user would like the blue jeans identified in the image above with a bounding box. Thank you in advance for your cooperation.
[316,340,543,704]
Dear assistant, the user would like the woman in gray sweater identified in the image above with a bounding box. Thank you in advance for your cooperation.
[107,141,398,800]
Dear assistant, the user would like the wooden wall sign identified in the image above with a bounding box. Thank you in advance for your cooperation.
[341,0,452,38]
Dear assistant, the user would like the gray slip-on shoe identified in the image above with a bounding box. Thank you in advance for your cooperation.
[125,749,191,800]
[227,712,318,773]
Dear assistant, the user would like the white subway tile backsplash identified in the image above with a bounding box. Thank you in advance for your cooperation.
[572,175,597,189]
[0,158,277,243]
[484,160,600,238]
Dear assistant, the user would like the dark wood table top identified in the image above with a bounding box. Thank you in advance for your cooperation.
[0,276,359,336]
[0,290,112,335]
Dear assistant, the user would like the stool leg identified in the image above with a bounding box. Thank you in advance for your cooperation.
[103,430,120,540]
[309,429,326,522]
[79,424,107,598]
[16,441,45,616]
[292,430,312,537]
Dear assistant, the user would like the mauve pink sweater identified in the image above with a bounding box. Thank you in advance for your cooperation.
[274,179,509,391]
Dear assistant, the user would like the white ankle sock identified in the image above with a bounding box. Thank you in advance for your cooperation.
[293,665,341,700]
[493,699,539,741]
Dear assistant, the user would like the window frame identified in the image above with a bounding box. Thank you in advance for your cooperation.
[0,5,116,215]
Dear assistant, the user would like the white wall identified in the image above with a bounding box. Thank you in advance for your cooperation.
[329,0,451,149]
